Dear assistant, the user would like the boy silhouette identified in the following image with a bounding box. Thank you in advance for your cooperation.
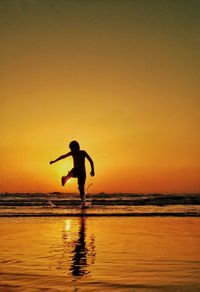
[50,141,95,206]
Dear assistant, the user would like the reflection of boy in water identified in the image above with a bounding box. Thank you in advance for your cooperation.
[71,216,87,277]
[61,217,96,277]
[50,141,95,206]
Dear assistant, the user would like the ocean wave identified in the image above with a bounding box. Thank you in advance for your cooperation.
[0,212,200,217]
[0,193,200,207]
[0,193,200,217]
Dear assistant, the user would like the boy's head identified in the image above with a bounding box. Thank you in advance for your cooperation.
[69,140,80,152]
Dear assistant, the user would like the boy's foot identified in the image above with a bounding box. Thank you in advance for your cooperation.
[61,176,66,186]
[80,201,86,208]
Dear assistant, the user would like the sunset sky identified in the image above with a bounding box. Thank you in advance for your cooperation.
[1,0,200,193]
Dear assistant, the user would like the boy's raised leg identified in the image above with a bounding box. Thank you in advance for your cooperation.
[61,176,66,186]
[61,172,71,186]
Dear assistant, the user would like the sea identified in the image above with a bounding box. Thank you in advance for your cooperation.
[0,192,200,216]
[0,193,200,291]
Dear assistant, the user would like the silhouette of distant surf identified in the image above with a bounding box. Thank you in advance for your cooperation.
[0,193,200,217]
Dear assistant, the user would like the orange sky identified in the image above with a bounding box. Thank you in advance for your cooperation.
[1,1,200,193]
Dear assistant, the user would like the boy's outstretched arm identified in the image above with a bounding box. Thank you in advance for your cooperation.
[50,152,71,164]
[85,152,95,176]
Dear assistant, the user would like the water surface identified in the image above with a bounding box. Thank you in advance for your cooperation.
[0,217,199,291]
[0,193,200,216]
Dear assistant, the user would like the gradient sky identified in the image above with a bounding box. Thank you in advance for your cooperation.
[1,0,200,193]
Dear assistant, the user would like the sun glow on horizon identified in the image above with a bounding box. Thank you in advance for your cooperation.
[1,1,199,193]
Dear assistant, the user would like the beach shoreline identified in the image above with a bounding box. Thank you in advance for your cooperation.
[0,216,199,291]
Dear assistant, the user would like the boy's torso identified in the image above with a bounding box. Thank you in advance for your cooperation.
[72,150,86,170]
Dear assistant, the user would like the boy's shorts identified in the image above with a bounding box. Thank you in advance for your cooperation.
[69,167,86,189]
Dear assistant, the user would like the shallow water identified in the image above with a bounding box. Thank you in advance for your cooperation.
[0,193,200,216]
[0,217,199,291]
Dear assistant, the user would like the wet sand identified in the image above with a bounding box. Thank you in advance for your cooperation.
[0,216,199,291]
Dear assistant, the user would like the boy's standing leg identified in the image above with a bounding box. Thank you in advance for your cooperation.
[78,173,86,205]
